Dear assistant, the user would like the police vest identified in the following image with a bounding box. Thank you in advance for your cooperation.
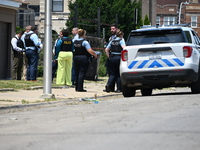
[12,37,24,55]
[74,39,90,57]
[15,37,24,49]
[60,37,72,52]
[24,33,35,47]
[110,39,123,53]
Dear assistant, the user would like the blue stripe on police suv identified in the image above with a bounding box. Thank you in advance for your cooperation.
[173,58,184,66]
[128,59,184,69]
[148,60,163,68]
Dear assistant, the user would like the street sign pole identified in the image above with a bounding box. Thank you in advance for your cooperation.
[40,0,55,99]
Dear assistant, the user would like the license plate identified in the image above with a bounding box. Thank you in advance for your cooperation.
[149,52,162,60]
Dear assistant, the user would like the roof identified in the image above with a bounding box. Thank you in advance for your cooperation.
[131,25,192,33]
[12,0,28,4]
[0,0,28,9]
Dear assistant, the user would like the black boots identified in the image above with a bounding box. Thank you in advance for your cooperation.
[104,85,114,93]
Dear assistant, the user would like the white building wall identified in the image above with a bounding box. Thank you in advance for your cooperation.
[40,0,70,34]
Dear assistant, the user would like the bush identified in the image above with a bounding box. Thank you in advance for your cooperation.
[37,66,43,77]
[98,50,107,77]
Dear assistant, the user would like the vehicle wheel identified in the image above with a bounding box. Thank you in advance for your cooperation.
[122,85,136,97]
[141,88,152,96]
[191,72,200,94]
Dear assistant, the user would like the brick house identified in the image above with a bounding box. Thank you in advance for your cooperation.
[141,0,157,26]
[185,1,200,35]
[156,0,200,36]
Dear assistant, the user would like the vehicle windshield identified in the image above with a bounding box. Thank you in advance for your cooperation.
[126,29,187,46]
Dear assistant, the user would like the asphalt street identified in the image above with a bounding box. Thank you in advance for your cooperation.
[0,87,200,150]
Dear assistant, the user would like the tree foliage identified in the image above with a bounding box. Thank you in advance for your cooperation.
[66,0,142,41]
[16,26,25,33]
[144,14,150,25]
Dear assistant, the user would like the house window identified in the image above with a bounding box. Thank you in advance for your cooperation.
[191,16,197,28]
[163,17,176,25]
[29,5,40,16]
[52,0,63,12]
[156,16,160,25]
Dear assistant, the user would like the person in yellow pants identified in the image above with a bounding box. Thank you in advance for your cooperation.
[56,29,73,85]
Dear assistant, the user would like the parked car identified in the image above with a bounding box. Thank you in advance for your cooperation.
[120,25,200,97]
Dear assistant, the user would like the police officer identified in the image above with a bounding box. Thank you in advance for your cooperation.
[71,27,79,85]
[104,24,126,92]
[106,24,119,79]
[105,30,126,93]
[109,24,118,41]
[11,30,25,80]
[21,25,42,81]
[73,29,97,92]
[56,29,74,85]
[72,27,79,40]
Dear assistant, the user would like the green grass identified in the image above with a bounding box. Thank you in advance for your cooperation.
[0,100,15,102]
[0,77,108,91]
[0,78,58,90]
[0,80,43,90]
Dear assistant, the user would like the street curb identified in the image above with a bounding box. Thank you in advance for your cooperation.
[0,88,14,92]
[28,86,69,90]
[0,93,123,114]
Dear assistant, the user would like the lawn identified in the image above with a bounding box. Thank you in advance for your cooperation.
[0,78,43,90]
[0,77,108,91]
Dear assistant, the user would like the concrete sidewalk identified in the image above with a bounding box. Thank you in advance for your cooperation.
[0,82,122,107]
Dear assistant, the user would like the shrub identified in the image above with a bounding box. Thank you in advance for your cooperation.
[98,50,107,77]
[37,66,43,77]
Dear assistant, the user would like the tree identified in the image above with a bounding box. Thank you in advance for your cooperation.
[66,0,142,77]
[16,26,25,33]
[144,14,150,25]
[66,0,142,41]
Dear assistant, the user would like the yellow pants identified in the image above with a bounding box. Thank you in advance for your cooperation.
[56,51,73,85]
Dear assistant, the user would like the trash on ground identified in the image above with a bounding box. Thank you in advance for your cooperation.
[79,98,99,104]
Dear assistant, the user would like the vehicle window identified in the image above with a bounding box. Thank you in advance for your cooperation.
[184,31,192,43]
[192,31,200,45]
[141,34,169,44]
[127,29,186,46]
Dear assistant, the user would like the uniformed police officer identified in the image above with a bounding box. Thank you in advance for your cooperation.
[21,25,42,81]
[73,29,97,92]
[104,24,125,92]
[106,24,119,78]
[56,29,74,85]
[11,30,25,80]
[105,30,126,93]
[71,27,79,85]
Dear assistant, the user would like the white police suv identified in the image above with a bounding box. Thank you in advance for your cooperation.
[120,25,200,97]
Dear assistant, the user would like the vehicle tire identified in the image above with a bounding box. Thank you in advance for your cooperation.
[141,88,153,96]
[122,85,136,97]
[191,72,200,94]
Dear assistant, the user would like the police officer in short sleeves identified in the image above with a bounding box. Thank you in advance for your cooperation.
[73,29,97,92]
[105,30,126,93]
